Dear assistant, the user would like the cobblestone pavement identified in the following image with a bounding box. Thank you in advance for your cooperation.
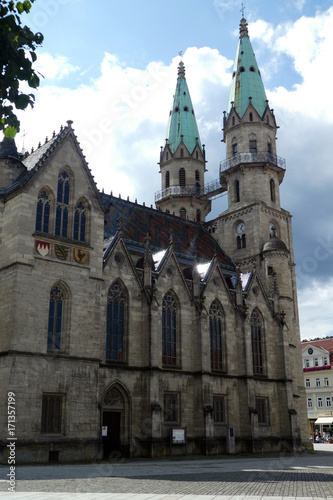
[1,445,333,500]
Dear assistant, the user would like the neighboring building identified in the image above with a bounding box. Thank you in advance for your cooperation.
[0,18,311,464]
[301,338,333,436]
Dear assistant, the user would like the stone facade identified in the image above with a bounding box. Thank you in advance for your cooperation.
[0,19,311,464]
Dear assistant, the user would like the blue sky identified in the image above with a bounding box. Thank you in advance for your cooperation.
[16,0,333,340]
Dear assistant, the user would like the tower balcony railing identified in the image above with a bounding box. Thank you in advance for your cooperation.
[220,152,286,174]
[155,178,224,202]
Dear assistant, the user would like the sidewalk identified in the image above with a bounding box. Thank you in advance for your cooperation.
[0,445,332,500]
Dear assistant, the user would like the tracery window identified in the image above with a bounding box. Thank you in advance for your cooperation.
[47,285,64,350]
[55,171,70,237]
[162,292,178,366]
[106,281,126,362]
[179,168,186,187]
[209,301,223,371]
[251,310,264,375]
[36,190,50,233]
[237,234,246,249]
[73,201,86,242]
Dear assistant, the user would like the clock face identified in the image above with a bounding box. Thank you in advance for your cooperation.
[308,348,313,355]
[236,222,245,235]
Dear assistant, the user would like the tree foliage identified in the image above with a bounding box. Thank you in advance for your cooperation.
[0,0,43,138]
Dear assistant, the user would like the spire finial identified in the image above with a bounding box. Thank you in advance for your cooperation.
[240,2,245,18]
[239,16,249,38]
[177,55,186,80]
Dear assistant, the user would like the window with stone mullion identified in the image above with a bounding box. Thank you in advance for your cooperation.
[162,293,177,366]
[106,282,125,362]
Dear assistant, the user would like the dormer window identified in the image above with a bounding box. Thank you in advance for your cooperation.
[239,66,245,73]
[250,66,256,72]
[183,106,188,112]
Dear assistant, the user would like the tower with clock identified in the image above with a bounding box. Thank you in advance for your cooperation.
[209,18,295,296]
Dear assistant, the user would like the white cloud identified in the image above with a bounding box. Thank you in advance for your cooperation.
[17,48,232,203]
[36,53,79,80]
[298,278,333,340]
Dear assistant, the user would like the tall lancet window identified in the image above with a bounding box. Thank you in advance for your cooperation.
[209,301,223,371]
[179,168,186,187]
[106,281,126,362]
[36,190,50,233]
[270,179,275,202]
[162,292,178,366]
[73,200,86,242]
[165,171,170,188]
[47,285,64,350]
[251,310,264,374]
[55,171,70,237]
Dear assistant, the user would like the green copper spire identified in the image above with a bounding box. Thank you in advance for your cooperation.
[166,61,202,155]
[228,18,268,118]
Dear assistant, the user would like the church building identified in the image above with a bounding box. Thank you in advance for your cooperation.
[0,18,311,463]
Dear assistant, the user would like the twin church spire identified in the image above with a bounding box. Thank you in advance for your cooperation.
[227,17,268,118]
[157,16,275,223]
[165,61,203,155]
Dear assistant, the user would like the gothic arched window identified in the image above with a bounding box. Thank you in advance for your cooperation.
[166,170,170,188]
[162,292,178,366]
[55,171,70,237]
[251,310,264,374]
[36,190,50,233]
[209,301,223,371]
[195,170,200,182]
[179,168,186,187]
[73,200,87,242]
[180,207,186,219]
[106,281,126,362]
[47,285,65,350]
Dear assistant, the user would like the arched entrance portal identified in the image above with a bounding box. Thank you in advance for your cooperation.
[102,384,130,458]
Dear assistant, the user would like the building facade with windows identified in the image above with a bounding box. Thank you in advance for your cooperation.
[0,18,310,464]
[301,339,333,435]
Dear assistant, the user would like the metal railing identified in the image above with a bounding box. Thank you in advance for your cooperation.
[220,152,286,173]
[155,178,224,202]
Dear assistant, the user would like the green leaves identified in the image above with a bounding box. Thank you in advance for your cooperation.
[0,0,43,137]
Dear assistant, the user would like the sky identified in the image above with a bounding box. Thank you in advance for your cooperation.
[14,0,333,341]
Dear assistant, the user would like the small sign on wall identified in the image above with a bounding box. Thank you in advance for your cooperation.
[102,426,108,437]
[172,428,186,444]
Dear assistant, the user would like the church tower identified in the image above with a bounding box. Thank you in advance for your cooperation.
[211,17,309,450]
[155,61,211,222]
[213,18,290,279]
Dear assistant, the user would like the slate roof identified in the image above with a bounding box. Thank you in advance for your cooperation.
[102,193,235,273]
